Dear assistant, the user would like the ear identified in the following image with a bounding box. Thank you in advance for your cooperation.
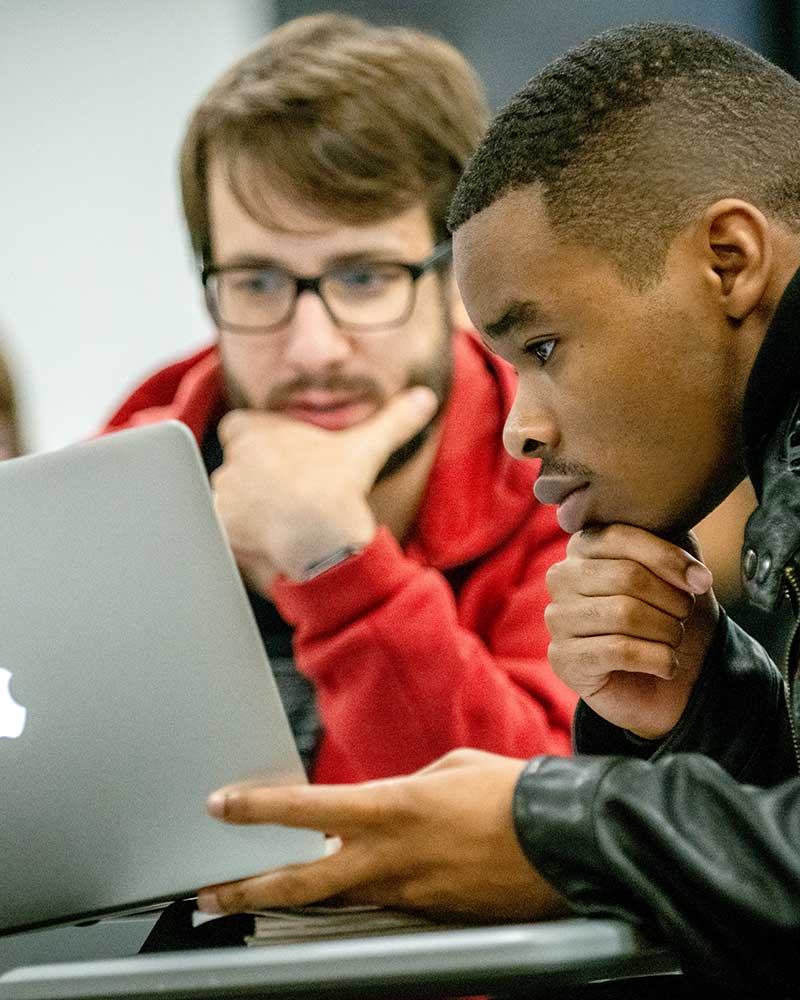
[699,199,772,322]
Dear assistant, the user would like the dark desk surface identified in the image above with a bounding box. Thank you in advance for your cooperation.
[0,917,681,1000]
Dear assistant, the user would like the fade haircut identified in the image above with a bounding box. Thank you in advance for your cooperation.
[181,13,488,262]
[449,22,800,286]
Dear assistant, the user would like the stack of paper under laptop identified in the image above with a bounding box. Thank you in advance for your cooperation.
[245,904,468,946]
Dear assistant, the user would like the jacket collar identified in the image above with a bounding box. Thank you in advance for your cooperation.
[741,265,800,610]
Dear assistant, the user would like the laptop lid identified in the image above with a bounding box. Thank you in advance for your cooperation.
[0,420,325,935]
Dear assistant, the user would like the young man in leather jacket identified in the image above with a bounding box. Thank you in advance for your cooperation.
[192,22,800,995]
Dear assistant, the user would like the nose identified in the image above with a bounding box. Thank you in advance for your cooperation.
[281,290,353,372]
[502,388,559,461]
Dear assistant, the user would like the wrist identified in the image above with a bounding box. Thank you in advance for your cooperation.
[301,545,363,580]
[281,523,377,582]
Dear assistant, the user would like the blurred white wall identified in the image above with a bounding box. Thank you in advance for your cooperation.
[0,0,271,452]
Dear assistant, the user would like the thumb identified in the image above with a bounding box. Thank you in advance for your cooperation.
[351,386,439,473]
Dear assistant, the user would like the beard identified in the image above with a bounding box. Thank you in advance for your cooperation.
[220,326,454,484]
[373,348,452,482]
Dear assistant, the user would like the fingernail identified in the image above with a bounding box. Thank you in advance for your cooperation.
[196,890,222,914]
[686,564,713,594]
[207,791,227,818]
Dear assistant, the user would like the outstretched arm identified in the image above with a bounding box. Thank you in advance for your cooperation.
[196,746,800,992]
[196,748,568,920]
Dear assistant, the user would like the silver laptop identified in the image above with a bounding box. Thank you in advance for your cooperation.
[0,420,325,935]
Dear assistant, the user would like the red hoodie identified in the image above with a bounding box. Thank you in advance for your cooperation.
[102,331,576,782]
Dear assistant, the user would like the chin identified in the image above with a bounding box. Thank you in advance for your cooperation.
[592,505,688,540]
[646,510,706,544]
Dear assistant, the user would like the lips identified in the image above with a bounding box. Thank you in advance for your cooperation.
[277,394,376,431]
[533,476,589,506]
[533,476,592,534]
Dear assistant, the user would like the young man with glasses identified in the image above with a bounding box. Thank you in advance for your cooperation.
[101,13,575,783]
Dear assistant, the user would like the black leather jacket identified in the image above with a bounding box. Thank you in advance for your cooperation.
[512,266,800,994]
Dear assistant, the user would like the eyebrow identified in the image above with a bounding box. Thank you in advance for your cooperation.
[483,300,544,340]
[213,250,410,271]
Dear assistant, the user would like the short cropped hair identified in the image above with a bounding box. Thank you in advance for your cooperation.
[449,22,800,285]
[181,13,488,261]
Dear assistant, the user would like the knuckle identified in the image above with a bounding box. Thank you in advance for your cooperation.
[545,561,564,592]
[364,783,409,827]
[575,524,610,554]
[247,786,304,825]
[612,561,640,591]
[216,880,253,912]
[269,867,314,904]
[625,562,648,591]
[607,524,627,542]
[574,641,601,672]
[393,876,434,911]
[611,595,639,629]
[605,634,639,667]
[668,618,685,648]
[658,646,679,678]
[439,747,476,768]
[677,592,695,620]
[548,641,580,686]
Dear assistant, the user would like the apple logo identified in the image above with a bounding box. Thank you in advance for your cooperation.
[0,666,27,739]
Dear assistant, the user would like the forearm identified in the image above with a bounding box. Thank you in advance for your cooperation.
[514,753,800,992]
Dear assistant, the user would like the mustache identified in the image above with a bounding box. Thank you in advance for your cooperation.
[538,457,595,480]
[266,374,384,408]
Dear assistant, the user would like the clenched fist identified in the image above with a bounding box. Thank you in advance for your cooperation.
[211,386,437,588]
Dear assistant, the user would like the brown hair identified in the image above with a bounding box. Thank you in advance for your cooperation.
[180,13,488,262]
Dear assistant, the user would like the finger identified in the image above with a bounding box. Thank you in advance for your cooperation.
[675,529,704,562]
[545,596,685,648]
[347,386,438,474]
[546,559,695,619]
[549,634,678,687]
[217,408,261,447]
[566,524,713,595]
[197,847,374,914]
[207,782,388,834]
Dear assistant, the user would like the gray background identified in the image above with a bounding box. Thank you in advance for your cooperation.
[276,1,798,109]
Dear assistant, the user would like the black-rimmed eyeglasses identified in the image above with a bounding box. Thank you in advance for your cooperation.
[201,241,452,335]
